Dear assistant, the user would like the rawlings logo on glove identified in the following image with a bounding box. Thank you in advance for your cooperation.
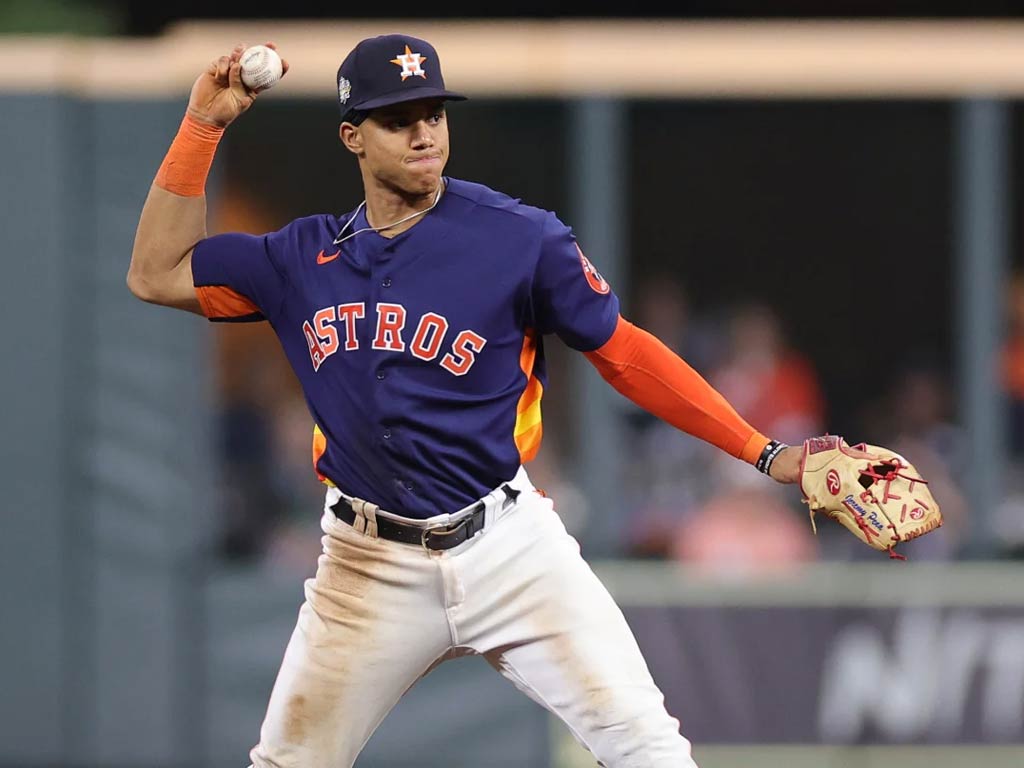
[798,435,942,559]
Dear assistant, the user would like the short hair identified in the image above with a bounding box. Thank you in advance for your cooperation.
[341,109,369,126]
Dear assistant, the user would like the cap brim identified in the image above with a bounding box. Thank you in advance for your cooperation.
[352,87,467,113]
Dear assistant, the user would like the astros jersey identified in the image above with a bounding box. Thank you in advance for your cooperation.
[191,178,620,518]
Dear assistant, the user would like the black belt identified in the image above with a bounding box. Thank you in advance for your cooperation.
[331,484,520,551]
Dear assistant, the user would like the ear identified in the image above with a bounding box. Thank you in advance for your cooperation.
[339,123,362,155]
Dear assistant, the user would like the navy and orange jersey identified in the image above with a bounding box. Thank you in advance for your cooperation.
[191,177,619,518]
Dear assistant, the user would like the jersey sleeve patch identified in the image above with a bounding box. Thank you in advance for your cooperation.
[194,285,264,322]
[531,214,620,351]
[577,243,610,295]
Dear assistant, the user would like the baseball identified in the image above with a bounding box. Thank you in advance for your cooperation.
[239,45,283,91]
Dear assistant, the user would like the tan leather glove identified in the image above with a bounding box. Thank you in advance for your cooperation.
[799,435,942,559]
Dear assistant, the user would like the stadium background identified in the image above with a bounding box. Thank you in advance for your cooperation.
[3,2,1024,766]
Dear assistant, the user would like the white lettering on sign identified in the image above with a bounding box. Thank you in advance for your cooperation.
[818,609,1024,741]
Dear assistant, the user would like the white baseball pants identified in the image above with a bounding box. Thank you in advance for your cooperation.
[248,468,697,767]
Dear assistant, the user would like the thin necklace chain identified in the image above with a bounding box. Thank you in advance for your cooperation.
[333,183,444,246]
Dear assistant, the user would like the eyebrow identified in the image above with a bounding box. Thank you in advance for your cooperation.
[381,103,446,119]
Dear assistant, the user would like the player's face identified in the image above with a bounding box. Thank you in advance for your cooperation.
[354,99,449,196]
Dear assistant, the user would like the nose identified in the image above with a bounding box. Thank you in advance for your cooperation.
[412,120,434,148]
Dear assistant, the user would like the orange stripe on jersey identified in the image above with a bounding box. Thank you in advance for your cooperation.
[515,421,543,463]
[311,423,335,486]
[194,285,261,320]
[514,329,544,463]
[585,315,769,464]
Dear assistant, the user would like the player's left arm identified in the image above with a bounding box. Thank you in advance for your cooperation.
[583,316,802,483]
[528,213,801,482]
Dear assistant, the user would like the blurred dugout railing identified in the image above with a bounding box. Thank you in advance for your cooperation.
[2,19,1023,768]
[9,19,1024,97]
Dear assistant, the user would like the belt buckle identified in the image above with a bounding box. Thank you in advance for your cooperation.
[420,518,469,553]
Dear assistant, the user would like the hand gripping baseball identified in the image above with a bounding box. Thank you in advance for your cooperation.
[187,42,289,128]
[798,435,943,559]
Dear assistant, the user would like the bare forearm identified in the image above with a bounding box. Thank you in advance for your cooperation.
[127,184,206,308]
[136,182,207,260]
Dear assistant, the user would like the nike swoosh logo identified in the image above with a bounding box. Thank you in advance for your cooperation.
[317,249,340,265]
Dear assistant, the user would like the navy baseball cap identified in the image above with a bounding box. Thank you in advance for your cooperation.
[336,34,467,123]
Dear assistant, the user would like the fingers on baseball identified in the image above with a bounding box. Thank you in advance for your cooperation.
[264,41,291,77]
[228,63,256,100]
[215,55,232,82]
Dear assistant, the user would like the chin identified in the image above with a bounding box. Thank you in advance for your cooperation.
[407,168,443,194]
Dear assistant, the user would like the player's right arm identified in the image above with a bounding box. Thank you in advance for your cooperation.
[127,43,284,312]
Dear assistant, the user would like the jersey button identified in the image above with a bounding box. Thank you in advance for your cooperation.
[381,277,392,288]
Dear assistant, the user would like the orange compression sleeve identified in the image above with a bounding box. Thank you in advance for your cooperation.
[154,114,225,197]
[584,315,770,464]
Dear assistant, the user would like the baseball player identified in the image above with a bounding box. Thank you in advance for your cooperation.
[128,34,808,768]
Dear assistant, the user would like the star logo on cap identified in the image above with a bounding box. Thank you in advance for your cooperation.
[390,45,428,80]
[338,76,352,104]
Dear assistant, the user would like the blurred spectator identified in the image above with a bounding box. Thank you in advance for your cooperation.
[209,186,302,561]
[216,387,285,560]
[995,467,1024,559]
[629,271,722,372]
[263,394,334,575]
[708,301,826,447]
[995,272,1024,556]
[620,275,726,557]
[671,484,818,574]
[1002,272,1024,458]
[622,417,721,557]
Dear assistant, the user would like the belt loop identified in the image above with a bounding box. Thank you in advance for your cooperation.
[351,501,366,535]
[483,483,518,529]
[363,501,379,538]
[481,489,500,529]
[351,498,380,538]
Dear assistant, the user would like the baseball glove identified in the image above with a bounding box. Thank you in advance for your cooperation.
[798,435,942,559]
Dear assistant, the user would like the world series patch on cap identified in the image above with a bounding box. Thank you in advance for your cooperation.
[336,34,467,122]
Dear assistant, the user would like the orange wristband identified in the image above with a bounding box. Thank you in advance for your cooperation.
[154,113,225,197]
[740,431,772,465]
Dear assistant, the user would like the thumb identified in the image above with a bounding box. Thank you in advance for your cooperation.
[842,440,884,461]
[227,60,256,103]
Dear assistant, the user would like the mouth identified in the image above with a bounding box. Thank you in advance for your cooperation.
[407,155,442,166]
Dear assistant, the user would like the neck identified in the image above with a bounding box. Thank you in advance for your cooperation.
[363,177,443,238]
